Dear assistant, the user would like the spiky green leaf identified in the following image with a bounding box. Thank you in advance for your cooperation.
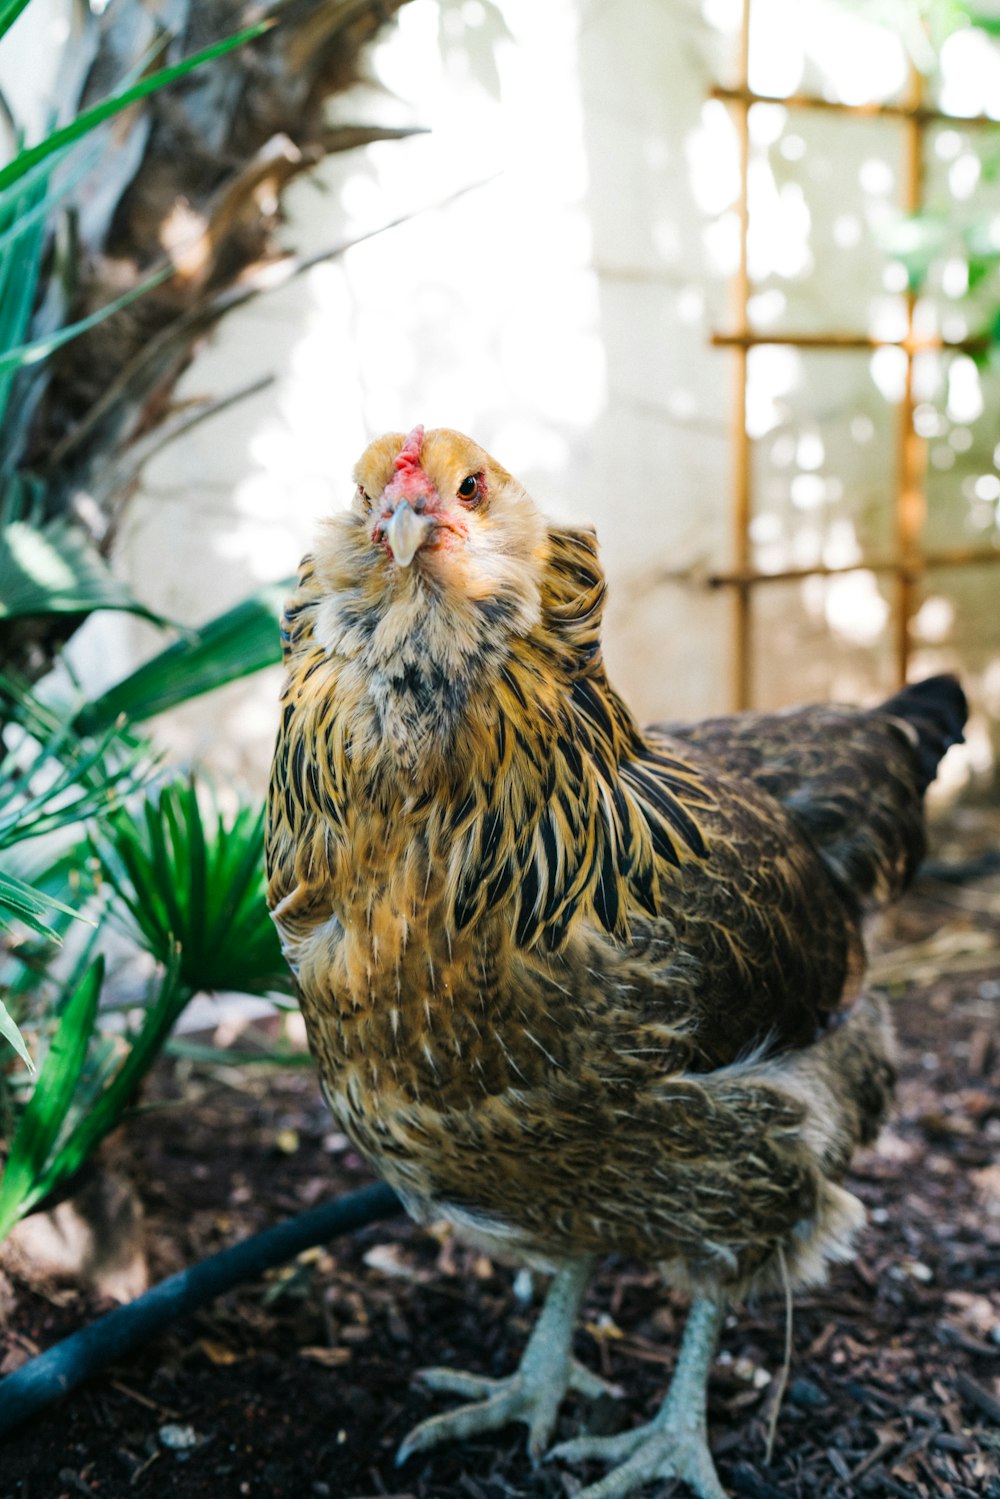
[0,994,33,1070]
[95,779,292,999]
[0,21,272,197]
[74,580,289,734]
[0,956,103,1240]
[0,514,168,623]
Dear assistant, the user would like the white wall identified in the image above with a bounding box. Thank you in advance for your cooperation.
[62,0,1000,790]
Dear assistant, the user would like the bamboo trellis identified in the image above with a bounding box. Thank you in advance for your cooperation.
[711,0,1000,710]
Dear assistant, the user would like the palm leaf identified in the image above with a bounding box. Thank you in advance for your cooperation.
[0,956,102,1240]
[95,779,293,999]
[0,262,174,376]
[74,580,289,734]
[0,674,150,849]
[0,994,33,1071]
[0,512,169,623]
[27,952,189,1217]
[0,866,79,942]
[0,170,47,430]
[0,951,196,1241]
[0,21,272,197]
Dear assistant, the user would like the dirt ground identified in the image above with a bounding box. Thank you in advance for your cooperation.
[1,813,998,1499]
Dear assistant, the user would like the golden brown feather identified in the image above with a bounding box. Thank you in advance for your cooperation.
[266,427,965,1496]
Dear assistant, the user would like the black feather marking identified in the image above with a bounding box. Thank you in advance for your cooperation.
[515,858,541,947]
[501,665,528,710]
[486,859,514,909]
[609,778,635,872]
[450,787,477,833]
[557,784,578,828]
[454,873,481,932]
[291,738,306,807]
[571,677,615,744]
[625,764,708,857]
[479,804,504,869]
[512,721,544,772]
[632,851,657,915]
[592,831,620,935]
[495,712,508,766]
[539,812,561,919]
[557,732,584,782]
[643,809,680,867]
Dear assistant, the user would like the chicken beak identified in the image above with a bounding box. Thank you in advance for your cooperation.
[383,501,432,568]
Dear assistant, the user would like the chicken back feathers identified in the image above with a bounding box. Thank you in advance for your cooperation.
[266,427,966,1296]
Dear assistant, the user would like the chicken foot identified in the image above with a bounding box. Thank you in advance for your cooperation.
[397,1256,612,1465]
[550,1295,727,1499]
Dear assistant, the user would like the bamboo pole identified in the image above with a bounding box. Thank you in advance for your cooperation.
[712,330,989,354]
[700,545,1000,589]
[894,61,928,686]
[708,28,1000,701]
[728,0,753,710]
[712,83,1000,127]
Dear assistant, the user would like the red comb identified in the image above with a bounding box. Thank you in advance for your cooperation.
[394,425,425,474]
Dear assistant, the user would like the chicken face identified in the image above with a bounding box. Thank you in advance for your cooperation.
[309,427,548,779]
[354,425,547,608]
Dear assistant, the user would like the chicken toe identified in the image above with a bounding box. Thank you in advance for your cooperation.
[397,1257,605,1465]
[551,1297,728,1499]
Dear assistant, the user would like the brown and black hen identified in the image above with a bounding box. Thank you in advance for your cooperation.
[266,426,966,1499]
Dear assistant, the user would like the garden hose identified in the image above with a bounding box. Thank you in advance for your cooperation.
[0,1180,402,1440]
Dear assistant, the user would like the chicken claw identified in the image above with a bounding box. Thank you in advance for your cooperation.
[397,1258,612,1465]
[550,1297,727,1499]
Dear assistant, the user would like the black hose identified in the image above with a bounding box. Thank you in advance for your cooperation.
[0,1180,402,1441]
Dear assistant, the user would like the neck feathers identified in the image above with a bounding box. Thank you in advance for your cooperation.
[271,521,711,964]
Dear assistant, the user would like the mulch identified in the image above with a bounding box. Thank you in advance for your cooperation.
[0,819,998,1499]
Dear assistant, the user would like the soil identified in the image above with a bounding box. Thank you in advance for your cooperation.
[1,819,998,1499]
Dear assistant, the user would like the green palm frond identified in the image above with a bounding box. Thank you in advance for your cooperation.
[0,167,47,432]
[0,956,103,1238]
[0,21,271,198]
[95,779,293,999]
[0,676,149,852]
[0,992,33,1070]
[0,477,170,624]
[0,0,34,45]
[74,580,289,735]
[0,950,190,1240]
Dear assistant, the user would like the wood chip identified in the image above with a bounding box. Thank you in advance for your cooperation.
[956,1371,1000,1426]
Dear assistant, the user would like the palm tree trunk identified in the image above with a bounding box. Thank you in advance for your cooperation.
[23,0,412,536]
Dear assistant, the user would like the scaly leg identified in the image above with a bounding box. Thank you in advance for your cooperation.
[398,1256,615,1465]
[551,1295,728,1499]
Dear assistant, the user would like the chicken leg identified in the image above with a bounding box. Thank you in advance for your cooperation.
[397,1256,612,1465]
[550,1295,727,1499]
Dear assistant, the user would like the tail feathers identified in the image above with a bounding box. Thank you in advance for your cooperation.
[880,674,968,794]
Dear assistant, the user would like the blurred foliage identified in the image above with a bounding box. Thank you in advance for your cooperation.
[835,0,1000,59]
[0,2,295,1243]
[829,0,1000,344]
[0,0,420,1243]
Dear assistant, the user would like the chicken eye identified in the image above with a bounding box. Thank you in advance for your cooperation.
[356,485,371,512]
[457,473,481,506]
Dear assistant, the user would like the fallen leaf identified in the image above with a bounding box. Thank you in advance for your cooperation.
[198,1338,242,1366]
[298,1345,351,1366]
